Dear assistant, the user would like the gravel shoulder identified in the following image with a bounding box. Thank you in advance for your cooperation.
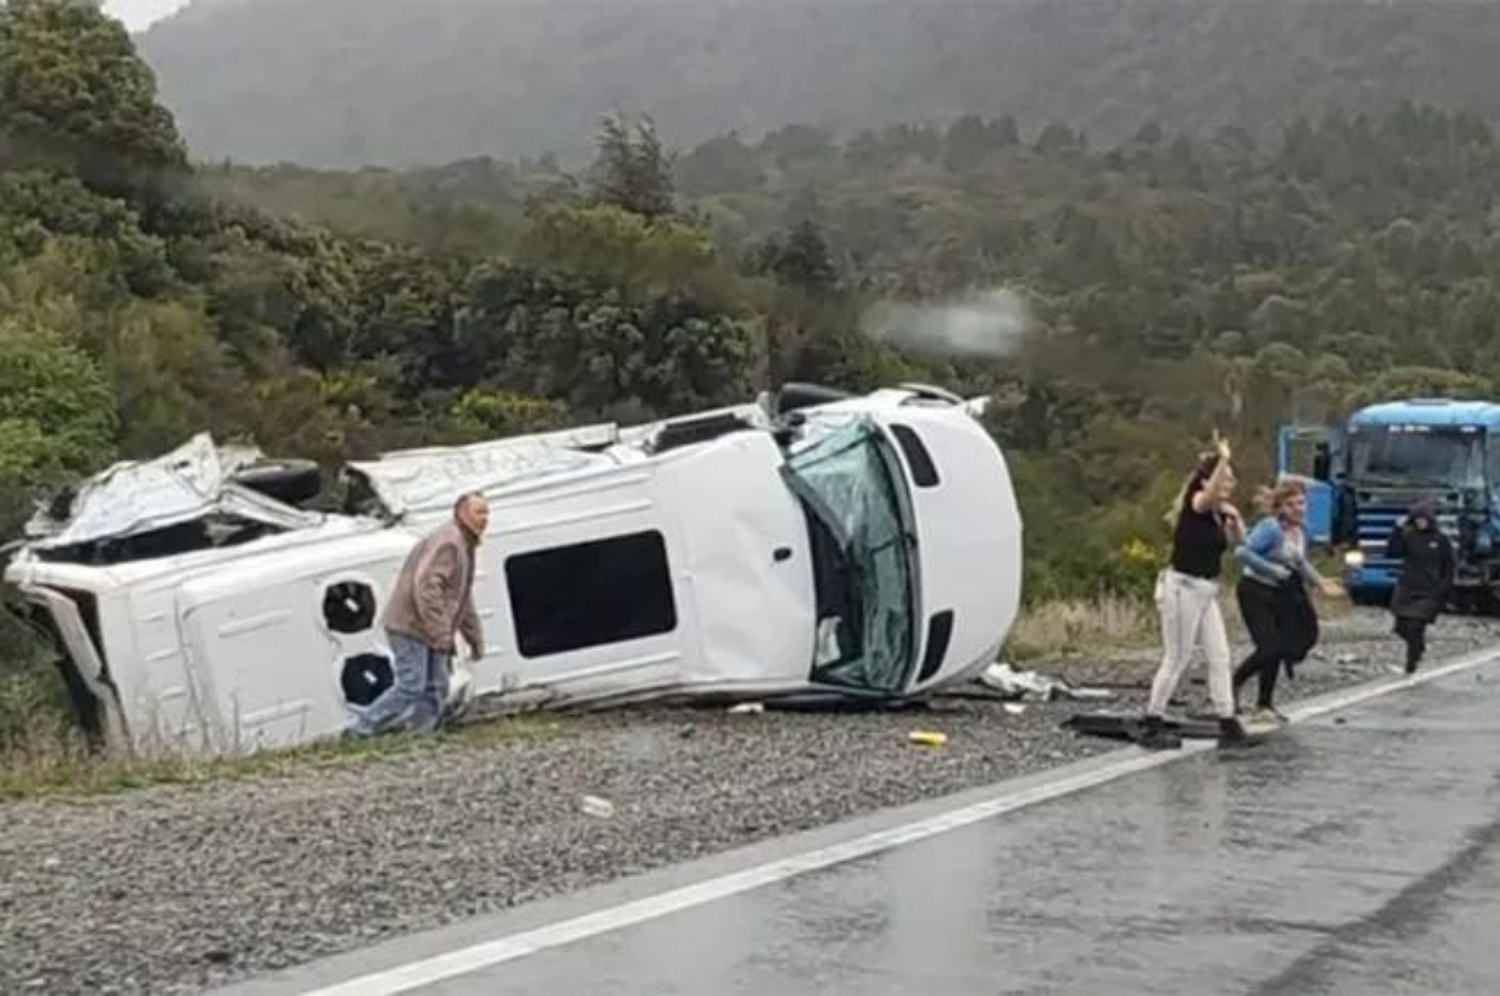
[1,609,1495,994]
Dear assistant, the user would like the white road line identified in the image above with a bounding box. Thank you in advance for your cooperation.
[300,646,1500,996]
[1284,644,1499,723]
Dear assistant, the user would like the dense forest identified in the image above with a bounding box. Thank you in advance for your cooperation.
[137,0,1500,167]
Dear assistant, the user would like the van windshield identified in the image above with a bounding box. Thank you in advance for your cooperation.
[781,419,918,694]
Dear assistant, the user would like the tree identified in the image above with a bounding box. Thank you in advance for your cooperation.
[675,132,764,197]
[447,389,568,440]
[590,112,675,219]
[456,261,756,416]
[0,321,116,489]
[518,202,721,301]
[1034,120,1080,156]
[756,219,839,295]
[100,298,248,457]
[759,125,839,170]
[944,115,992,172]
[0,0,187,198]
[943,115,1018,172]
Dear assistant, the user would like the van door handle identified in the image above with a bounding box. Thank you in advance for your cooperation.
[773,547,793,562]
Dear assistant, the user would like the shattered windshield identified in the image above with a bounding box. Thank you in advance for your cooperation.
[1350,428,1485,490]
[782,419,918,694]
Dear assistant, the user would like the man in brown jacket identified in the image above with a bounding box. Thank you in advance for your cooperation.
[348,492,489,737]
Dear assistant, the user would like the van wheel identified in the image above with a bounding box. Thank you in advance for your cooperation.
[773,382,852,417]
[231,459,322,507]
[897,382,965,405]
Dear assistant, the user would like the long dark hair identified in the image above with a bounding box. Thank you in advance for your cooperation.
[1165,451,1221,529]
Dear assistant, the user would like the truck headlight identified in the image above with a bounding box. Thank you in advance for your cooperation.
[1344,550,1365,568]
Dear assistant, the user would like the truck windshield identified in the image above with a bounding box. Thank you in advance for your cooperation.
[781,418,918,694]
[1349,428,1485,490]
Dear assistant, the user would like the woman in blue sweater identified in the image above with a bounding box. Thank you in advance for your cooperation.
[1233,477,1343,723]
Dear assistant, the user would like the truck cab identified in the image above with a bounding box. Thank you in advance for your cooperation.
[1281,399,1500,606]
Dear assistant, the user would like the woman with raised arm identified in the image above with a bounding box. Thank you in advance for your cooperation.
[1233,477,1343,723]
[1141,436,1252,751]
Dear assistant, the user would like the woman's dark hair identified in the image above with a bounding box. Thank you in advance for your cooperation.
[1165,451,1222,528]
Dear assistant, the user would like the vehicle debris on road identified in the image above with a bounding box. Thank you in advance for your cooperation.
[579,796,616,819]
[978,662,1113,703]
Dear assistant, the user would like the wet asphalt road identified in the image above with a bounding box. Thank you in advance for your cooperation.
[227,659,1500,995]
[440,666,1500,994]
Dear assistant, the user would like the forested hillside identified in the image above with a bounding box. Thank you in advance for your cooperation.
[138,0,1500,168]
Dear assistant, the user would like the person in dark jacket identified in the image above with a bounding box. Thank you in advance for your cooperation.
[1386,499,1454,675]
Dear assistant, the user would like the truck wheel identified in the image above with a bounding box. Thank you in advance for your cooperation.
[1458,589,1500,616]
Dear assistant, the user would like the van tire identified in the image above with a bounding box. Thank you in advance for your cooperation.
[231,459,323,507]
[774,383,852,417]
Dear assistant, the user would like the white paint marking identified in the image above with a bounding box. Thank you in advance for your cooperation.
[1285,644,1498,724]
[300,646,1500,996]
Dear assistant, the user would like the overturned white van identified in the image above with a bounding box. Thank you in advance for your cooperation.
[3,384,1023,757]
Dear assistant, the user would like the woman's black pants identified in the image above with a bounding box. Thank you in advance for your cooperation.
[1234,580,1286,710]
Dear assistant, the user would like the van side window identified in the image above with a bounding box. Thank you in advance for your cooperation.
[505,530,677,658]
[890,424,940,487]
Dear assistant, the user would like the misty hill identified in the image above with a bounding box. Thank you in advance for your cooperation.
[142,0,1500,168]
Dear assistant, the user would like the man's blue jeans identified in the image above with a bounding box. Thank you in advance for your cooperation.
[349,631,451,737]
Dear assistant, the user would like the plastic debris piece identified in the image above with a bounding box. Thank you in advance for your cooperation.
[978,662,1113,702]
[1003,703,1027,716]
[580,795,615,818]
[908,730,948,747]
[728,702,765,714]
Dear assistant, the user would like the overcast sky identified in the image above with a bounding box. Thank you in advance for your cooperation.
[104,0,191,32]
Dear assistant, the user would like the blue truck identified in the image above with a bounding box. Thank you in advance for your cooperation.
[1279,398,1500,609]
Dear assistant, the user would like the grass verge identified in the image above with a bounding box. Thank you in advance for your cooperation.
[1006,594,1158,662]
[0,695,563,803]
